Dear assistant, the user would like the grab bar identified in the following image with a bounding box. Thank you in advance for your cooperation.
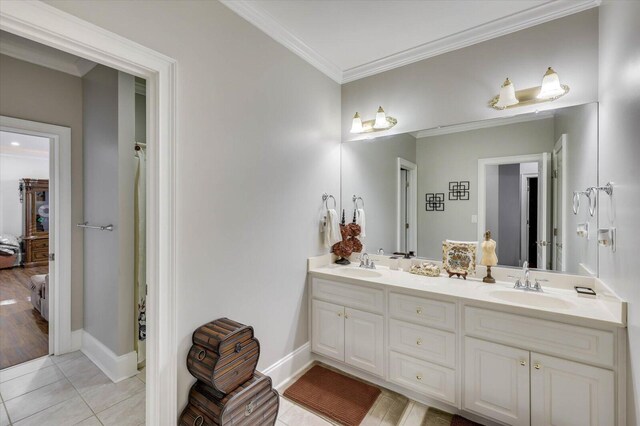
[76,222,114,231]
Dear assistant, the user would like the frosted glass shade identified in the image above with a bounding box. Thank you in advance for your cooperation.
[495,78,519,108]
[537,67,565,99]
[373,106,387,129]
[350,112,363,133]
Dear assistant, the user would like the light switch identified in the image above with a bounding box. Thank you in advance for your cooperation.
[471,215,478,224]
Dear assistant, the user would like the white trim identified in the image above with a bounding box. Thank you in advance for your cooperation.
[263,342,313,390]
[553,135,568,271]
[70,329,83,352]
[341,0,600,83]
[0,116,72,357]
[220,0,599,84]
[219,0,342,84]
[80,330,138,383]
[0,3,178,423]
[414,111,554,139]
[396,158,417,254]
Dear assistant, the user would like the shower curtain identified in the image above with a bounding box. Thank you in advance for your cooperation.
[134,148,146,367]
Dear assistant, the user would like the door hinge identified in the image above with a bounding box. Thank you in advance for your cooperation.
[406,181,410,188]
[553,228,558,236]
[48,253,55,261]
[552,170,558,178]
[405,223,409,229]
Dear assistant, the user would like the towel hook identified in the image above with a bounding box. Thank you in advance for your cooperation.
[352,195,364,209]
[322,193,337,210]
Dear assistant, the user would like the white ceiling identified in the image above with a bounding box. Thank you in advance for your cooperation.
[222,0,599,83]
[0,131,50,158]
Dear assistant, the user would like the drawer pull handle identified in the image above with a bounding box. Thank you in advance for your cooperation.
[338,312,342,317]
[520,360,526,366]
[197,350,206,361]
[534,363,541,370]
[194,415,203,426]
[245,400,255,416]
[416,338,422,346]
[416,374,422,381]
[416,307,423,315]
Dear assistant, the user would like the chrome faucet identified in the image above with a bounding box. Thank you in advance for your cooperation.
[359,253,376,269]
[509,261,546,292]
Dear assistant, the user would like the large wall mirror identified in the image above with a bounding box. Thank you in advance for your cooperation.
[341,102,598,275]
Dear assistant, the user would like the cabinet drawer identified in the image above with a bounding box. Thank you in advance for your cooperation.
[389,319,456,368]
[389,293,456,331]
[389,351,456,404]
[312,278,384,313]
[32,239,48,250]
[31,249,49,261]
[464,307,614,367]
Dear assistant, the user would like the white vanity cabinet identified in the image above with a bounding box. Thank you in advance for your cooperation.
[311,279,385,377]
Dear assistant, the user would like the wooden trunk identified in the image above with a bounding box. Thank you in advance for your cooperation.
[187,318,260,395]
[179,372,279,426]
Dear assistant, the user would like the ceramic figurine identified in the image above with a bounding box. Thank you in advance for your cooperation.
[480,231,498,283]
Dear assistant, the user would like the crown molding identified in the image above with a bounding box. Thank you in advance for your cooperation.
[342,0,600,83]
[219,0,343,84]
[414,111,554,139]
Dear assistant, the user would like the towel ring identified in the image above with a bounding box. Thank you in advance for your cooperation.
[322,193,337,210]
[572,190,595,216]
[352,195,364,209]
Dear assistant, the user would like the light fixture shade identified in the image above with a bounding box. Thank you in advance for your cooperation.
[495,78,519,108]
[537,67,565,99]
[350,112,363,133]
[373,106,387,129]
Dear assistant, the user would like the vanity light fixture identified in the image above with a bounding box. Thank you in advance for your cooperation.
[350,106,397,134]
[489,67,570,110]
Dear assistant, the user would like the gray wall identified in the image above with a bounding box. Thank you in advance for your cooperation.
[598,1,640,423]
[342,9,599,141]
[553,103,598,275]
[0,54,84,331]
[47,0,341,409]
[82,65,135,356]
[497,164,521,267]
[416,118,554,259]
[341,133,417,254]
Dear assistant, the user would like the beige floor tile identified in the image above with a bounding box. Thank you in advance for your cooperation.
[13,395,93,426]
[278,396,294,417]
[0,357,53,383]
[82,376,145,413]
[0,403,10,426]
[56,355,100,380]
[276,421,287,426]
[75,416,102,426]
[361,395,395,426]
[402,403,428,426]
[278,404,332,426]
[381,397,409,426]
[4,378,78,422]
[136,367,146,383]
[0,365,65,401]
[97,389,145,426]
[51,351,84,365]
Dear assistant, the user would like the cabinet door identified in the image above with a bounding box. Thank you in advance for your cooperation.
[344,308,384,377]
[464,337,530,426]
[311,300,344,361]
[530,353,614,426]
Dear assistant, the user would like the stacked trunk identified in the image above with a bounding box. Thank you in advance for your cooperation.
[179,318,279,426]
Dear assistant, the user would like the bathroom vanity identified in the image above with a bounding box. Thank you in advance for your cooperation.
[307,255,627,426]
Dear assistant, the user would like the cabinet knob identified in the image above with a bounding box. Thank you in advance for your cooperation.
[416,338,423,346]
[337,312,342,317]
[345,313,350,319]
[416,374,422,381]
[416,307,423,315]
[534,363,541,370]
[520,360,526,366]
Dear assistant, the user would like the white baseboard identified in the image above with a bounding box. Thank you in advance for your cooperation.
[80,330,138,383]
[70,329,83,352]
[262,342,313,391]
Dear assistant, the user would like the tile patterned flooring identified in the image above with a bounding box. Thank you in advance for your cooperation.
[0,352,145,426]
[0,355,429,426]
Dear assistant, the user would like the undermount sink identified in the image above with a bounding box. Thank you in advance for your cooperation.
[337,268,383,279]
[487,290,575,310]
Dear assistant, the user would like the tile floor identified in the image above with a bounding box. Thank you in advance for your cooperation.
[1,355,429,426]
[0,352,145,426]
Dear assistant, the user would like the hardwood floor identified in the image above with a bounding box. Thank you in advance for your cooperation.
[0,265,49,370]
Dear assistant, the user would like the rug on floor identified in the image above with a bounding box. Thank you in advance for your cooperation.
[283,365,381,426]
[422,407,484,426]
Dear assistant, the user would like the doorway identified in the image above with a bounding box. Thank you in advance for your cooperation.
[396,158,417,255]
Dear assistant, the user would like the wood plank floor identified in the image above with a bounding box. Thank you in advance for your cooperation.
[0,265,49,370]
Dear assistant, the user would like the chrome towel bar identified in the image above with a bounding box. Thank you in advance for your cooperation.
[77,222,114,231]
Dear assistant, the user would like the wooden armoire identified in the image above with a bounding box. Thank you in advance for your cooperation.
[20,178,50,267]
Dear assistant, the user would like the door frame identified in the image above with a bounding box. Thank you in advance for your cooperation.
[520,172,538,267]
[396,158,417,254]
[0,116,72,356]
[552,135,567,271]
[0,2,178,423]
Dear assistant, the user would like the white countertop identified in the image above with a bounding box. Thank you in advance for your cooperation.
[308,259,626,328]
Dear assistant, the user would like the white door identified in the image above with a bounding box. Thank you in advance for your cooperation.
[464,338,530,426]
[530,353,614,426]
[311,300,344,361]
[552,136,567,272]
[537,153,551,269]
[344,308,384,377]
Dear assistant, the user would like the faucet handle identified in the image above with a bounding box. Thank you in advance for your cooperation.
[532,278,546,292]
[370,261,376,269]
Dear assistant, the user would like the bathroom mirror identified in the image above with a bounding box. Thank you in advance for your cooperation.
[341,102,598,275]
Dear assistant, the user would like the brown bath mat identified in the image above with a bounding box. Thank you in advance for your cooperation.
[284,365,381,426]
[422,407,484,426]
